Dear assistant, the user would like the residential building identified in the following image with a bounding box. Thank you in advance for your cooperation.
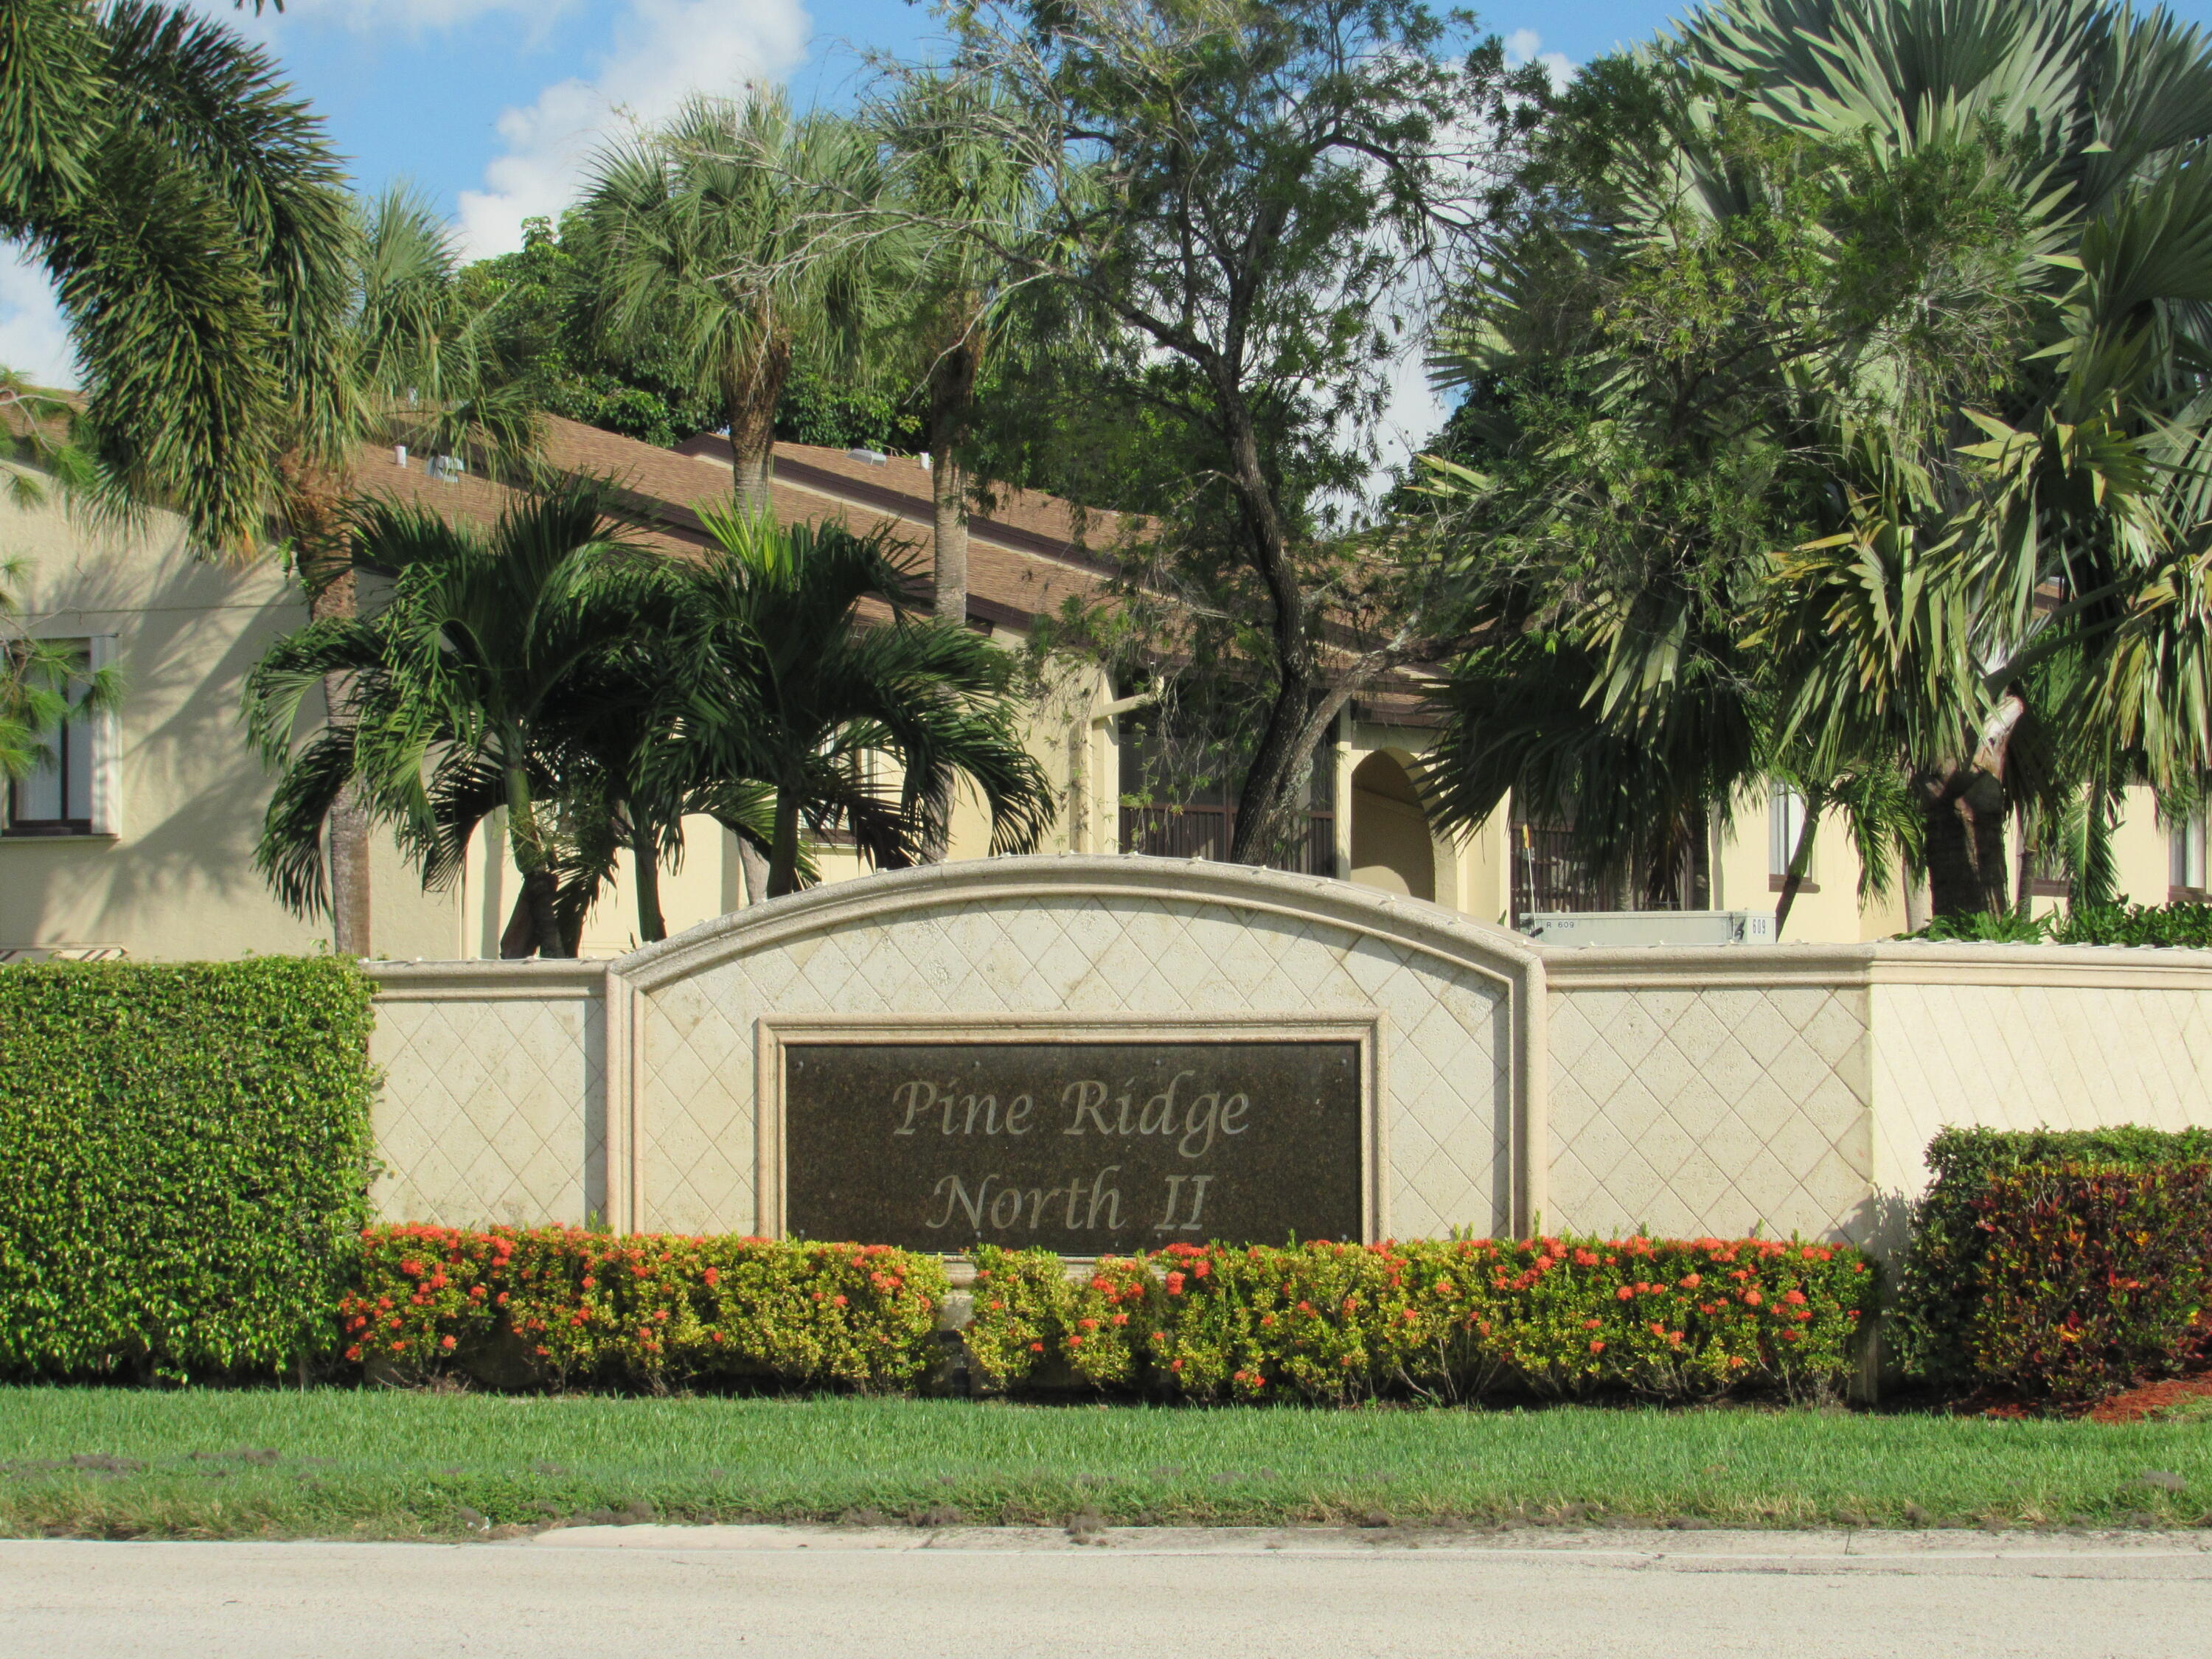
[0,417,2177,959]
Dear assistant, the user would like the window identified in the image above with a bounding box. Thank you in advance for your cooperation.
[1768,785,1818,892]
[1768,787,1804,875]
[4,637,115,838]
[2173,810,2208,897]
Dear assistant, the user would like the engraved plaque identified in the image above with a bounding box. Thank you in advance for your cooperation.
[782,1040,1363,1253]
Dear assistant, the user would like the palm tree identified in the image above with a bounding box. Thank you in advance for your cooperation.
[658,506,1057,897]
[1700,0,2212,916]
[243,483,663,957]
[0,1,352,549]
[521,634,801,945]
[277,186,547,954]
[872,79,1042,622]
[582,91,874,513]
[1425,0,2212,921]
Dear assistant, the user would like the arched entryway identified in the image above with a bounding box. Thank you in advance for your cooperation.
[1349,751,1435,902]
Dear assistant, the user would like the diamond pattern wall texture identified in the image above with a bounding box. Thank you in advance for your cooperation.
[370,995,604,1225]
[1548,985,1874,1244]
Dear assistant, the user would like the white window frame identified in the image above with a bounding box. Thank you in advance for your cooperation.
[1769,784,1808,879]
[4,631,119,839]
[2173,807,2208,894]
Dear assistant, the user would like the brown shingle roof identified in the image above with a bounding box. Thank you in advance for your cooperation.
[350,417,1119,630]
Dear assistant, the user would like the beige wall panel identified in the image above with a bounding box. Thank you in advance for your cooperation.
[1868,973,2212,1212]
[2113,782,2171,905]
[368,973,605,1225]
[1546,981,1873,1244]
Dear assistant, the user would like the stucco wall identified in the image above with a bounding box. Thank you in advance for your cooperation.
[368,963,607,1225]
[1545,977,1872,1243]
[1865,950,2212,1211]
[0,476,462,961]
[622,861,1528,1238]
[364,864,2212,1256]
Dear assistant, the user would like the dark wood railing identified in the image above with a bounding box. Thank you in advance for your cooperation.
[1120,803,1337,878]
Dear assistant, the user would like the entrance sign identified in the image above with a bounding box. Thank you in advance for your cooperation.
[779,1033,1366,1253]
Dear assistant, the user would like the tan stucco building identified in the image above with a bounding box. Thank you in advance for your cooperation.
[0,417,2185,961]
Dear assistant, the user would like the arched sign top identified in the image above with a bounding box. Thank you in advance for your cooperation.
[611,853,1542,995]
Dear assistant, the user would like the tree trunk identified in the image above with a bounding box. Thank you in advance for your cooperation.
[295,462,372,957]
[503,763,573,958]
[926,327,980,625]
[726,339,793,517]
[1917,763,2011,919]
[499,890,536,959]
[767,789,802,899]
[931,446,968,624]
[736,834,770,908]
[630,810,667,943]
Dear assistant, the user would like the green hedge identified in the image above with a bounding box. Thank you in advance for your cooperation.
[0,957,375,1379]
[343,1226,946,1391]
[1964,1161,2212,1404]
[1890,1125,2212,1386]
[965,1237,1872,1403]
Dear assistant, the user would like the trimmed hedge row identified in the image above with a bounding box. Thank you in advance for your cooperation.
[964,1236,1873,1402]
[0,958,375,1380]
[333,1228,1873,1400]
[1890,1126,2212,1388]
[343,1226,947,1391]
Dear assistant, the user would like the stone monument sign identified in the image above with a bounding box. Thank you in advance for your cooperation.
[782,1036,1364,1253]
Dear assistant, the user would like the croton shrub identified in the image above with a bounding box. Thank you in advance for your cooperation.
[341,1227,947,1391]
[1889,1125,2212,1388]
[964,1236,1872,1402]
[1958,1162,2212,1405]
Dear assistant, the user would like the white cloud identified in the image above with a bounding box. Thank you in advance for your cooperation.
[455,0,813,258]
[0,249,76,390]
[1503,27,1575,94]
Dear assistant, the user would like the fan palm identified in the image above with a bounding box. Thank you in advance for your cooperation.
[869,77,1043,621]
[243,482,664,958]
[1426,0,2212,920]
[581,91,876,512]
[1702,0,2212,914]
[0,0,351,549]
[657,506,1057,897]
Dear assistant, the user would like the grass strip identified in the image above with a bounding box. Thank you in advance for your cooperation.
[1,1386,2208,1539]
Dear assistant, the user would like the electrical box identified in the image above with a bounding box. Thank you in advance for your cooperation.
[1518,910,1777,947]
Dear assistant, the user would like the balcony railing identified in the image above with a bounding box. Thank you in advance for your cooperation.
[1509,819,1711,925]
[1120,802,1337,878]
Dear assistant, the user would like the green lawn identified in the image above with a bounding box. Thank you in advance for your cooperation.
[0,1387,2207,1539]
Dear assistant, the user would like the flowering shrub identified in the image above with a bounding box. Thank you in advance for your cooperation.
[962,1237,1871,1402]
[0,957,373,1380]
[1960,1162,2212,1405]
[1889,1125,2212,1385]
[340,1227,945,1391]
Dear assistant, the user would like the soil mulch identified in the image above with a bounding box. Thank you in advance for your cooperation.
[2085,1372,2212,1425]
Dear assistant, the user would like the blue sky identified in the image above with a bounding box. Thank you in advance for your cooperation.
[7,0,2212,386]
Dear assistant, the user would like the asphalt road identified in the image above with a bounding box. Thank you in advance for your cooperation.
[4,1525,2209,1659]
